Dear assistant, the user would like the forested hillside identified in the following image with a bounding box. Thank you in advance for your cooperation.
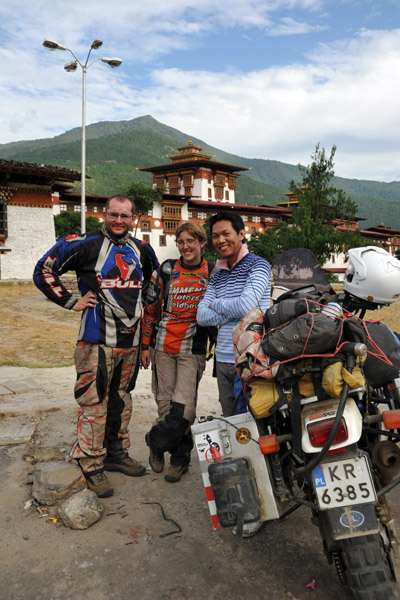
[1,115,399,228]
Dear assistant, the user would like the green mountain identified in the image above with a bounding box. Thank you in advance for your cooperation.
[1,115,399,228]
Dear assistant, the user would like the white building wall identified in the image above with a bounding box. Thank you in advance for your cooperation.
[151,202,162,219]
[192,178,205,200]
[324,251,347,281]
[140,229,179,264]
[52,192,61,216]
[0,205,56,280]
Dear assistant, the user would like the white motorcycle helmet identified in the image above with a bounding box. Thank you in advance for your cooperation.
[344,246,400,305]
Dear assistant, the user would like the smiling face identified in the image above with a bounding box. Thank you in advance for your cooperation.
[105,198,135,238]
[211,219,245,267]
[176,230,205,266]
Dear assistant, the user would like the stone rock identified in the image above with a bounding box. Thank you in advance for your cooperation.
[31,461,87,506]
[0,378,39,393]
[58,489,103,529]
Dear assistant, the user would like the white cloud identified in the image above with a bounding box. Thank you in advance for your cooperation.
[0,0,326,61]
[1,1,400,182]
[124,27,400,180]
[269,16,326,36]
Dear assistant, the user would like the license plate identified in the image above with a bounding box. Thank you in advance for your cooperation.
[312,456,377,510]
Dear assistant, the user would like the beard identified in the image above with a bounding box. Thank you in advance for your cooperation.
[102,224,131,245]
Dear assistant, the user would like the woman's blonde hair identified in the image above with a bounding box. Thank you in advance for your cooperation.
[175,222,207,243]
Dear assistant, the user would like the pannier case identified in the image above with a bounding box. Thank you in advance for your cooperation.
[191,412,281,529]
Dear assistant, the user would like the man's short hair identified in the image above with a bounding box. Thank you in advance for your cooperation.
[175,221,206,243]
[209,211,245,235]
[105,195,135,215]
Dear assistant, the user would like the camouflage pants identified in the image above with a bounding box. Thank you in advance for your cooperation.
[70,341,139,474]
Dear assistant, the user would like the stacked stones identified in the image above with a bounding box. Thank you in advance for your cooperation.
[31,461,103,529]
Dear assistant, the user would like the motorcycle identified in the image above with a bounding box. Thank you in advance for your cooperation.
[192,246,400,600]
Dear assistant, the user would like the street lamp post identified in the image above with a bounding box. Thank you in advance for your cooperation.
[43,38,122,234]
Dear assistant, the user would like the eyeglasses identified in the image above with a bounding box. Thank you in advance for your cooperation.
[176,238,199,247]
[106,212,133,221]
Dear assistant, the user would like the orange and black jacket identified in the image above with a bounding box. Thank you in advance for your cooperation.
[142,257,216,355]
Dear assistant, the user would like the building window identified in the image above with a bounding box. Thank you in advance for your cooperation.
[141,220,151,232]
[253,216,260,223]
[251,227,256,234]
[208,188,212,198]
[228,176,236,190]
[215,187,224,200]
[168,175,180,188]
[74,205,81,212]
[215,173,225,186]
[207,173,212,184]
[198,212,207,220]
[159,235,166,247]
[225,191,229,200]
[93,206,98,213]
[183,174,193,186]
[0,201,7,238]
[331,255,335,264]
[60,203,67,211]
[155,176,165,188]
[143,234,150,243]
[164,220,178,234]
[188,211,192,218]
[162,205,182,218]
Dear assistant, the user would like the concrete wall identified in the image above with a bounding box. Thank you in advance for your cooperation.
[0,205,56,280]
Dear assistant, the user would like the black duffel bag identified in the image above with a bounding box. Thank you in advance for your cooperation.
[363,322,400,387]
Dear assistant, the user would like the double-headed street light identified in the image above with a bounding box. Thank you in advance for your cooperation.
[43,38,122,233]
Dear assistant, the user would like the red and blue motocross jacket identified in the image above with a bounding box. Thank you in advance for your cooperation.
[33,230,158,348]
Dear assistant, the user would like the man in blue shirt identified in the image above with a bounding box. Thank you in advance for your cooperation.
[197,211,271,417]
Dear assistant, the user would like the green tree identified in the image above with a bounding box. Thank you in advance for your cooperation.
[124,181,163,235]
[277,144,366,264]
[247,228,281,263]
[202,218,219,263]
[54,212,102,240]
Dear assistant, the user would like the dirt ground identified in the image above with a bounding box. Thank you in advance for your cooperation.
[1,283,400,600]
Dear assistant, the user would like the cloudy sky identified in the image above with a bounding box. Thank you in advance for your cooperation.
[1,1,400,181]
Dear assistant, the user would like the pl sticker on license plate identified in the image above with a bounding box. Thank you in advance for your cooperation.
[312,456,377,510]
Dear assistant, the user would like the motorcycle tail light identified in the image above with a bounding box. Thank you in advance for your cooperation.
[327,446,347,456]
[382,410,400,429]
[259,434,280,454]
[307,417,348,448]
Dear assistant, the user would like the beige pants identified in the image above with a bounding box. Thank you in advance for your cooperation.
[153,351,206,424]
[148,351,207,466]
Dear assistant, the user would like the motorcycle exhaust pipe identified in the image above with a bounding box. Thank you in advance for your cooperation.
[372,441,400,486]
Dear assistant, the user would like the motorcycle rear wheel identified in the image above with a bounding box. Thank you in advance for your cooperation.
[339,533,398,600]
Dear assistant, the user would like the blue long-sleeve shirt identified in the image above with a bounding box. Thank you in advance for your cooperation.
[197,253,271,363]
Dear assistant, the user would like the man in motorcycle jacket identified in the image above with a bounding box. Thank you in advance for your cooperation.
[33,194,158,498]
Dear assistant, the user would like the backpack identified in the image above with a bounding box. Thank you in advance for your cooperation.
[362,322,400,387]
[261,297,343,360]
[232,296,368,422]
